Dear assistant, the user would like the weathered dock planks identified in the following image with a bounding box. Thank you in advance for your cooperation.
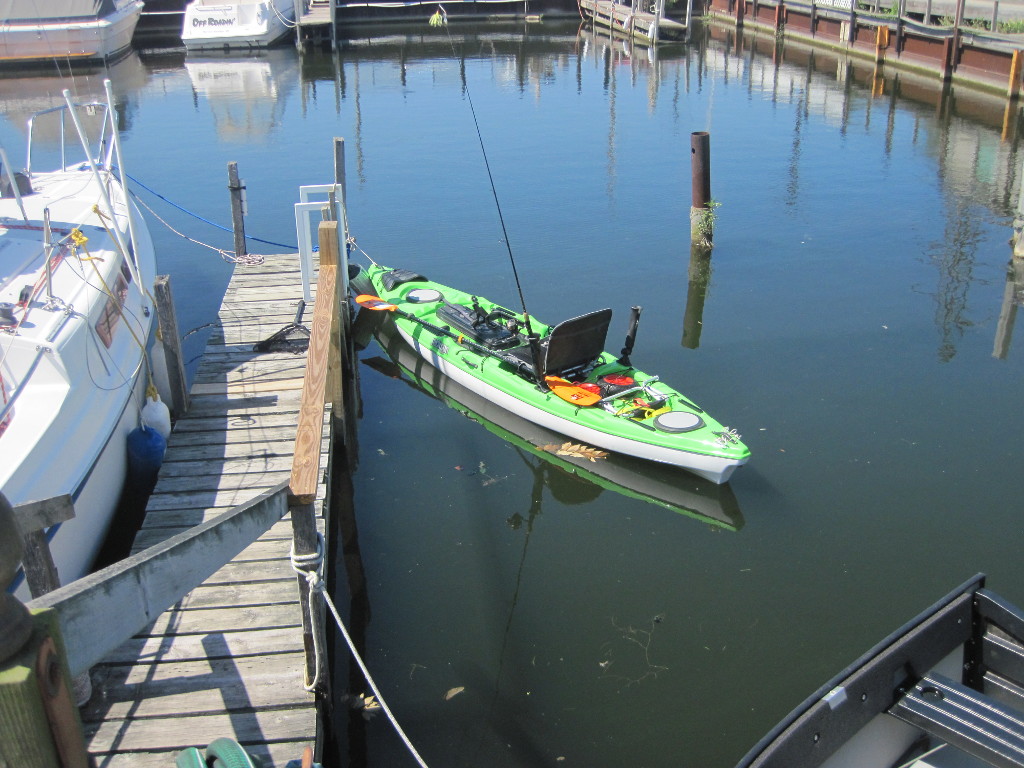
[81,253,326,768]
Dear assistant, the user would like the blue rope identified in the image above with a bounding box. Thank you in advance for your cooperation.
[124,171,300,251]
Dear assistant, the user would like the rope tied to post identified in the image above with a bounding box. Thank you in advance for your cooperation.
[289,532,430,768]
[289,534,327,692]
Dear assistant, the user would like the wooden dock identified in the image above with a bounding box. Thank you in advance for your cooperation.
[580,0,690,44]
[78,253,328,767]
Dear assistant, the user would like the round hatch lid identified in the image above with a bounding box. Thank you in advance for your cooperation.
[406,288,443,303]
[653,411,704,433]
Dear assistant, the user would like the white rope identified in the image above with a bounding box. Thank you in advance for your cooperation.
[291,533,430,768]
[131,191,265,266]
[290,536,327,691]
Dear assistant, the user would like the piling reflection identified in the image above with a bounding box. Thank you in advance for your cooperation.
[361,312,744,531]
[682,243,713,349]
[994,257,1024,359]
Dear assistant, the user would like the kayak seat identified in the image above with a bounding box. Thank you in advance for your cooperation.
[504,308,613,380]
[435,301,521,350]
[381,268,427,292]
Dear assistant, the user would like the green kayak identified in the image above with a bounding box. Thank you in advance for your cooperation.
[354,263,750,484]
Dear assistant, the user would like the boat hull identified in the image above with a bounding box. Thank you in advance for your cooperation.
[182,0,295,50]
[362,264,749,483]
[16,354,153,599]
[398,324,743,483]
[736,574,1024,768]
[0,1,143,63]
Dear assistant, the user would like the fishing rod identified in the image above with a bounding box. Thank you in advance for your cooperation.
[430,6,546,378]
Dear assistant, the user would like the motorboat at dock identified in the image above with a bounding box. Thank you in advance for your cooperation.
[0,0,143,65]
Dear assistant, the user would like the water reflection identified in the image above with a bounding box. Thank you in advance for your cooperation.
[0,51,148,141]
[184,49,298,141]
[682,243,713,349]
[925,193,984,362]
[362,313,744,530]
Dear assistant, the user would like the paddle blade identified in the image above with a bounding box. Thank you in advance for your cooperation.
[545,376,601,407]
[356,294,397,311]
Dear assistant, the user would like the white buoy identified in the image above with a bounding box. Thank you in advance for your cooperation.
[141,392,172,440]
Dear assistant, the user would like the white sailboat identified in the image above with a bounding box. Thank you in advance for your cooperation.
[1,81,159,597]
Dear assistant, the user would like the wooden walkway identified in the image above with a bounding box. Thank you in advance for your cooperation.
[79,254,326,768]
[580,0,689,43]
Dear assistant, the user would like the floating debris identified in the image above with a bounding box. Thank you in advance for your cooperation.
[539,441,609,462]
[444,686,465,701]
[349,693,381,720]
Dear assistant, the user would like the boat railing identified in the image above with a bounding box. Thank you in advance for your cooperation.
[26,101,114,177]
[23,82,148,315]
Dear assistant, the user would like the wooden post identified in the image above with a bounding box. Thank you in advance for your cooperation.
[293,0,303,50]
[1,494,33,662]
[775,1,785,31]
[1009,50,1023,99]
[690,131,713,247]
[875,24,889,64]
[895,0,905,53]
[14,495,74,600]
[992,0,999,33]
[288,219,342,689]
[330,0,338,51]
[153,275,190,419]
[946,0,965,80]
[1,494,88,768]
[227,162,247,261]
[735,0,744,27]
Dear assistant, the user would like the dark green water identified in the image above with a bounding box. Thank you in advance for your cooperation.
[3,19,1021,767]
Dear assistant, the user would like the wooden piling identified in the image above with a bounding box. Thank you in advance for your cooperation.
[14,495,74,600]
[875,25,890,65]
[1009,50,1023,99]
[153,275,190,419]
[288,218,344,689]
[228,162,247,261]
[946,0,966,81]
